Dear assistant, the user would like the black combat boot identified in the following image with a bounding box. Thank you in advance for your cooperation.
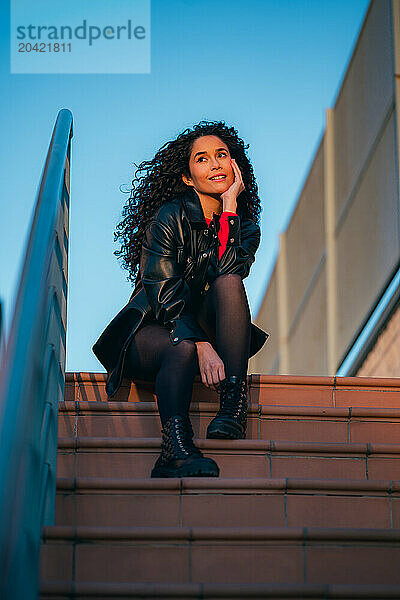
[151,414,220,478]
[206,375,248,440]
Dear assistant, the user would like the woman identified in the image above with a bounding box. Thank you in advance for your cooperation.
[92,120,269,478]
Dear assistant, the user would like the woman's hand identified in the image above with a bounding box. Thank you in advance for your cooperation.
[220,159,245,212]
[195,341,226,391]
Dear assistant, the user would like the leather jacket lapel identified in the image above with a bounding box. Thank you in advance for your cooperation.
[181,187,208,229]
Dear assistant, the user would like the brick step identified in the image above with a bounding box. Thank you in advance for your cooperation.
[40,525,400,585]
[254,376,400,409]
[39,580,400,599]
[67,374,227,404]
[67,373,400,409]
[60,400,400,443]
[59,401,258,440]
[54,476,400,529]
[57,437,400,480]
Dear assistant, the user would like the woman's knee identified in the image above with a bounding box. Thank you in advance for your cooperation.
[211,273,242,290]
[214,273,242,282]
[210,273,246,299]
[167,338,198,367]
[210,273,251,318]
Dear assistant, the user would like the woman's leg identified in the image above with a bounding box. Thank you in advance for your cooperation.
[197,273,251,378]
[122,321,219,478]
[122,322,199,426]
[197,273,252,440]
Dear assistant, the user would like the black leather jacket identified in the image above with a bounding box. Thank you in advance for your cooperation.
[93,186,269,397]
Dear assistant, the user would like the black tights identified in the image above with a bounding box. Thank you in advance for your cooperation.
[122,274,251,425]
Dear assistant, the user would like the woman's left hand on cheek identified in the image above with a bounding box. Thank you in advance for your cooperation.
[221,159,245,208]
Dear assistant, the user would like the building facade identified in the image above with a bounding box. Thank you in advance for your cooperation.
[250,0,400,377]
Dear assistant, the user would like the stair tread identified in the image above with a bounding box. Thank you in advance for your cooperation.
[60,399,400,418]
[66,372,400,409]
[41,524,400,541]
[67,372,400,388]
[57,436,400,453]
[39,580,400,598]
[55,475,400,493]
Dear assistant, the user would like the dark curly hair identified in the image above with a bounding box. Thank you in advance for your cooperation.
[114,120,262,285]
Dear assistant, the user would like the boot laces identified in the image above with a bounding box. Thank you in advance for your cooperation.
[161,415,201,460]
[219,378,248,419]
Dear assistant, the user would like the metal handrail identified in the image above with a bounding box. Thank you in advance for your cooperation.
[0,300,5,365]
[0,108,73,600]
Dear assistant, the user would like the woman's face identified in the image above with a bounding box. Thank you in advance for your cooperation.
[182,135,235,195]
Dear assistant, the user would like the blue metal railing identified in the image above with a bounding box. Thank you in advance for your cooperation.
[0,108,73,599]
[337,263,400,376]
[0,300,5,365]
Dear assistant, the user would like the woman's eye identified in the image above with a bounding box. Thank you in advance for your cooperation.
[197,152,227,162]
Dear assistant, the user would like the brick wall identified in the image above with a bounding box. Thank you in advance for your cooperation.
[356,303,400,376]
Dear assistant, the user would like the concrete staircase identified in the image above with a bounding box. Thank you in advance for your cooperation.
[40,373,400,598]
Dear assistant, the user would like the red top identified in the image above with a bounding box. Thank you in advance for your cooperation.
[204,212,237,261]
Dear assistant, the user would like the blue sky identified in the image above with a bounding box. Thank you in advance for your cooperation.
[0,0,370,373]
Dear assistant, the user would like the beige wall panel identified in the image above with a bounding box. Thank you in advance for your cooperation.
[334,0,394,221]
[336,112,399,364]
[286,138,325,327]
[287,265,327,375]
[250,266,279,374]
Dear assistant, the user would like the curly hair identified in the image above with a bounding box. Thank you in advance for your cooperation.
[113,120,262,285]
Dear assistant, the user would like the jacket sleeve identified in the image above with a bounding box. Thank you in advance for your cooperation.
[210,213,261,280]
[140,210,211,346]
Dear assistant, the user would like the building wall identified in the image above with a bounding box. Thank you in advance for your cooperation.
[250,264,279,374]
[250,0,400,377]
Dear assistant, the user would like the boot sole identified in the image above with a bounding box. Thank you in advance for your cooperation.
[151,458,220,478]
[206,421,246,440]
